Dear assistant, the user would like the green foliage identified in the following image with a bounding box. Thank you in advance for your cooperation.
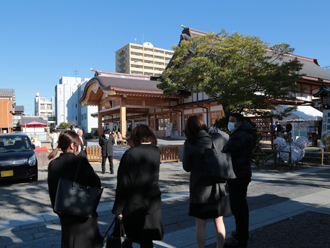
[59,122,71,129]
[159,30,304,118]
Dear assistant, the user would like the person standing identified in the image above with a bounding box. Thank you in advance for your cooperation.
[112,124,164,248]
[99,129,115,174]
[47,131,103,248]
[77,129,88,158]
[183,116,230,248]
[51,129,58,151]
[223,113,254,248]
[112,131,118,145]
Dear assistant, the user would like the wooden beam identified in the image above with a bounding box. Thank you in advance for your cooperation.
[120,98,127,138]
[98,105,103,137]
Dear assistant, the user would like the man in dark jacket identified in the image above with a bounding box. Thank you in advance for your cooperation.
[99,129,115,174]
[77,129,88,159]
[223,113,254,248]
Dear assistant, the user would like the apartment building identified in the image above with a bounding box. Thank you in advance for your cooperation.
[115,42,174,76]
[55,77,83,125]
[0,89,15,134]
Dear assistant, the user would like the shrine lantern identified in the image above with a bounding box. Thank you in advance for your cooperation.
[313,83,330,109]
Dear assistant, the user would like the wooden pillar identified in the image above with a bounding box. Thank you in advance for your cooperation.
[120,98,127,138]
[98,105,103,137]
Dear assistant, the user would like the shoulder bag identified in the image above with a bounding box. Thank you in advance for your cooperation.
[204,137,236,182]
[103,217,132,248]
[54,158,103,218]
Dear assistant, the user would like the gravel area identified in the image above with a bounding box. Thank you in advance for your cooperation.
[205,211,330,248]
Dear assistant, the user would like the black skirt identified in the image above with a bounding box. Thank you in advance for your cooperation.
[189,195,231,219]
[118,209,164,244]
[60,217,103,248]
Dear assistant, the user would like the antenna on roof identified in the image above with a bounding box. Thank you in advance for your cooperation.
[135,38,137,44]
[142,33,144,45]
[74,68,78,78]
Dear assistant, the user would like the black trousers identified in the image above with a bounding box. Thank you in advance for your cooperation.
[227,177,251,244]
[102,156,114,173]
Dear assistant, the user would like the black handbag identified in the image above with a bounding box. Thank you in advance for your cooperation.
[103,217,132,248]
[204,137,236,182]
[54,158,103,218]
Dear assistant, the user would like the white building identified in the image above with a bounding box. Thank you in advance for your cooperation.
[67,79,98,134]
[55,77,84,125]
[34,93,54,117]
[115,42,174,76]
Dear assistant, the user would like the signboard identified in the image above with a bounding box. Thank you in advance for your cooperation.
[321,109,330,137]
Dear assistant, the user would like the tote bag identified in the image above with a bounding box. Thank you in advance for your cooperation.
[103,217,132,248]
[204,138,236,182]
[54,158,103,218]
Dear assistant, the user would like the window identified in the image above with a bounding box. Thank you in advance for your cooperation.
[75,104,77,108]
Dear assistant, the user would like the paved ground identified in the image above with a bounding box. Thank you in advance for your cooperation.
[1,139,330,247]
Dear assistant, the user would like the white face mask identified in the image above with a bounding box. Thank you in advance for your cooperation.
[228,122,237,132]
[105,134,109,139]
[75,145,81,155]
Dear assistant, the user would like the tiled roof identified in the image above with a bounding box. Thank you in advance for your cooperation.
[20,117,48,125]
[14,105,24,112]
[166,26,330,81]
[0,89,14,97]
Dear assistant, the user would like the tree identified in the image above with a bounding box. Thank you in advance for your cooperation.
[158,30,305,124]
[59,122,71,129]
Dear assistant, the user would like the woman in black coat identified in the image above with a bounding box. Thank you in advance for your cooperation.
[47,131,103,248]
[182,116,231,248]
[112,124,164,248]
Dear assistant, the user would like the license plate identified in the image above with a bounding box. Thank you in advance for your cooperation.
[1,170,14,177]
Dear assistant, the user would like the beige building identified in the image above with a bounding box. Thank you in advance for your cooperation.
[115,42,174,76]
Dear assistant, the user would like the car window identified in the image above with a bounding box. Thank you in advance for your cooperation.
[0,136,32,152]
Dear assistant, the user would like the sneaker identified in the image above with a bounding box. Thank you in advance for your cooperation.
[224,238,247,248]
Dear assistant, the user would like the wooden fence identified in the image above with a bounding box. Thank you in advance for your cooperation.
[86,146,180,164]
[86,146,102,162]
[160,146,180,163]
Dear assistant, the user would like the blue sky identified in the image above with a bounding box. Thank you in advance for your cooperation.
[1,0,329,115]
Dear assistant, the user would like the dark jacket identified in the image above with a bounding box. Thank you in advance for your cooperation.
[47,152,101,223]
[223,123,254,178]
[112,144,163,242]
[182,130,229,204]
[99,134,115,157]
[79,136,88,158]
[112,144,162,216]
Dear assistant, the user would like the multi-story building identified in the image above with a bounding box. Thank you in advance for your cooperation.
[0,89,15,134]
[55,77,83,125]
[115,42,174,76]
[34,93,54,117]
[67,79,98,133]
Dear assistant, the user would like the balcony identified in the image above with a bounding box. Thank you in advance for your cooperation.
[118,50,125,56]
[119,62,126,68]
[118,57,125,63]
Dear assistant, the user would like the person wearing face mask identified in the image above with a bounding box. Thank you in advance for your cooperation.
[222,113,254,248]
[47,131,103,248]
[99,129,115,174]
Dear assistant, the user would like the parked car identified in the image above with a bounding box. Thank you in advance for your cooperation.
[0,134,38,182]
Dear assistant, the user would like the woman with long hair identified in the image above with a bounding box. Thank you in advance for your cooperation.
[183,116,231,248]
[47,131,103,248]
[112,124,164,248]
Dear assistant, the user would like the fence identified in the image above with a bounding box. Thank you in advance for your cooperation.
[160,146,180,163]
[86,146,102,162]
